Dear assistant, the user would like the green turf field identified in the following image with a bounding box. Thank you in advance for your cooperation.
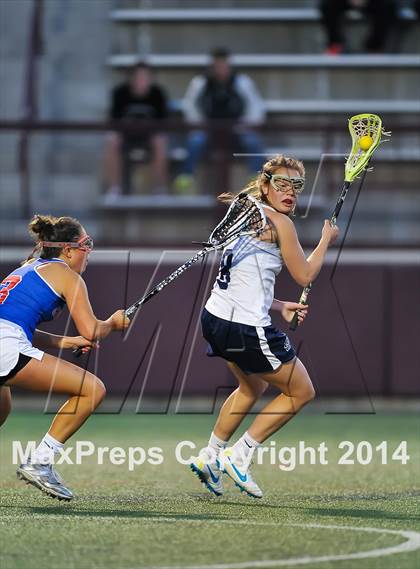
[1,410,419,569]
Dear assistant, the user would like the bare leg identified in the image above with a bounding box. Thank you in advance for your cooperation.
[104,132,122,190]
[6,353,106,443]
[0,386,12,428]
[213,362,268,441]
[248,357,315,443]
[150,133,169,191]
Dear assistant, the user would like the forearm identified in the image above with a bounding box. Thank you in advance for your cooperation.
[32,330,64,350]
[271,299,285,311]
[305,237,330,282]
[82,319,114,342]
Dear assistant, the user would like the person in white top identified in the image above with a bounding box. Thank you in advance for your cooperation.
[189,154,339,498]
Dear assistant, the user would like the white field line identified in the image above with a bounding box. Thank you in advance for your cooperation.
[141,521,420,569]
[1,513,418,568]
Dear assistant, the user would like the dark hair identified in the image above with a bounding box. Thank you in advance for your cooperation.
[27,214,82,261]
[131,61,151,74]
[211,47,230,59]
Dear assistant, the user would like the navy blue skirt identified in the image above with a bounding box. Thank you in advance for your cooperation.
[201,308,296,375]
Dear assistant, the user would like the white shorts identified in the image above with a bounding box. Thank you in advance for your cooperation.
[0,319,44,377]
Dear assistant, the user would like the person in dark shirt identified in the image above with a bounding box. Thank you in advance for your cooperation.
[104,62,169,198]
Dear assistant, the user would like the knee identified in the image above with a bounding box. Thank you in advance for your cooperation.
[83,375,106,408]
[0,388,12,427]
[0,401,11,427]
[0,415,9,428]
[93,377,107,407]
[300,383,316,405]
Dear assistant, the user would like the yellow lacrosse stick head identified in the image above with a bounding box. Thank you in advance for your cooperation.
[345,113,388,183]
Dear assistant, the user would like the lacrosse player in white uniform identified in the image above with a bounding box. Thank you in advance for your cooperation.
[190,155,339,498]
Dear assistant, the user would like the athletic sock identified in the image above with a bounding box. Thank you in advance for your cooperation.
[32,433,64,465]
[231,431,260,466]
[203,432,228,462]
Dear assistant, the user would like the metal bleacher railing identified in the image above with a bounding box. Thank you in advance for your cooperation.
[109,8,323,22]
[109,6,418,23]
[0,118,419,220]
[2,0,418,243]
[109,53,420,68]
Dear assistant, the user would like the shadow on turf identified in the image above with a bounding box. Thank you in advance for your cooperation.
[300,507,420,522]
[22,506,235,523]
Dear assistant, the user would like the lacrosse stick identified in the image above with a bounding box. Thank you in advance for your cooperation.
[74,193,266,356]
[289,113,390,331]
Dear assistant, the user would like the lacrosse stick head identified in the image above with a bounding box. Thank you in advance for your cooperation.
[207,193,266,249]
[345,113,390,182]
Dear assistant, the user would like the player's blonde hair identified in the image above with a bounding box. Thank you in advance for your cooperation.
[218,154,305,206]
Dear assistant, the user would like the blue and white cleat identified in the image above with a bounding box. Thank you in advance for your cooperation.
[218,448,263,499]
[17,461,74,501]
[189,452,224,496]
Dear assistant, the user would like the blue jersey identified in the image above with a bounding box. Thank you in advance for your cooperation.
[0,258,66,342]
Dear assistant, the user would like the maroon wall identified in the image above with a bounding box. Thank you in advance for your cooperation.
[1,257,419,402]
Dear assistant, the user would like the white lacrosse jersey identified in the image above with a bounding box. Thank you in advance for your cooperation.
[205,236,282,327]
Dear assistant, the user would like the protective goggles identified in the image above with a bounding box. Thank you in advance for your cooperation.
[264,172,305,194]
[41,234,94,252]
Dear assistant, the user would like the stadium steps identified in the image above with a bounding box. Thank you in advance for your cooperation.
[97,197,420,246]
[98,193,327,211]
[170,99,420,115]
[110,7,419,23]
[162,145,419,164]
[0,172,100,215]
[109,7,419,54]
[108,53,420,68]
[108,54,420,100]
[1,141,416,180]
[110,8,322,22]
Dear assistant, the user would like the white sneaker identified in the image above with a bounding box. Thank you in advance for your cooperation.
[17,461,74,501]
[217,448,263,499]
[189,451,224,496]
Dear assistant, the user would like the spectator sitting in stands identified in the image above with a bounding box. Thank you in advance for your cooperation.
[320,0,398,54]
[175,48,266,194]
[104,62,169,201]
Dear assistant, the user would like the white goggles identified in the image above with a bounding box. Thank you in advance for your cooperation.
[264,173,305,194]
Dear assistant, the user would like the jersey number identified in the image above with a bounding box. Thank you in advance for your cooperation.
[0,275,22,304]
[216,250,233,290]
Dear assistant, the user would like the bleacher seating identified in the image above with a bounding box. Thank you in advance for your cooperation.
[2,1,418,246]
[110,7,418,24]
[109,53,420,68]
[109,6,420,55]
[169,99,420,115]
[110,8,322,22]
[100,2,420,245]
